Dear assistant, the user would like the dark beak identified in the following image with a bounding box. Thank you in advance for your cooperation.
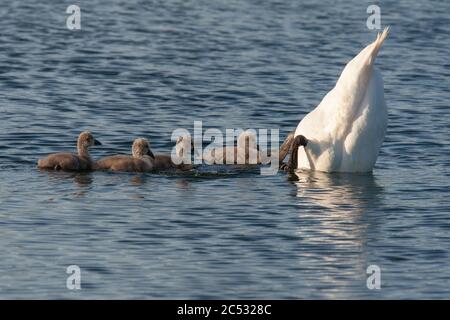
[94,139,102,146]
[147,149,155,159]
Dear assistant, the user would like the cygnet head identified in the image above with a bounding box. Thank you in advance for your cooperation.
[78,131,102,150]
[132,138,155,159]
[175,135,194,158]
[237,130,259,151]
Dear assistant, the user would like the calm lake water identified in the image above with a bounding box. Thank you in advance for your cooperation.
[0,0,449,299]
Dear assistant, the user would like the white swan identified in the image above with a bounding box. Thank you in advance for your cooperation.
[288,28,389,173]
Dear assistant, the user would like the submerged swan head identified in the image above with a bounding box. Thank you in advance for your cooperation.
[175,135,194,158]
[132,138,155,160]
[77,131,101,156]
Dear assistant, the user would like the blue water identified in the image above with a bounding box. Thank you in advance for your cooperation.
[0,0,449,299]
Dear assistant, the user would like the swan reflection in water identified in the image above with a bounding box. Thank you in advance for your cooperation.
[42,170,92,185]
[289,170,384,298]
[39,171,93,198]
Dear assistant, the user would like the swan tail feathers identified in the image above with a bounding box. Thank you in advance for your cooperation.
[375,27,389,51]
[379,27,390,42]
[367,26,389,65]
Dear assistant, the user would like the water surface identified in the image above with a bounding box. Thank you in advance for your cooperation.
[0,0,449,299]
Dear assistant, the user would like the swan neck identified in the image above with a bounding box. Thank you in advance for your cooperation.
[77,143,91,160]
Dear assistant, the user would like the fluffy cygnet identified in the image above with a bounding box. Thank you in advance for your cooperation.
[201,131,262,165]
[95,138,154,172]
[37,131,102,171]
[153,135,194,171]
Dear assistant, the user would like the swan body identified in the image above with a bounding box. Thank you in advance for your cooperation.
[294,28,389,172]
[95,138,155,172]
[96,136,194,172]
[153,135,194,171]
[37,131,102,171]
[201,131,261,165]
